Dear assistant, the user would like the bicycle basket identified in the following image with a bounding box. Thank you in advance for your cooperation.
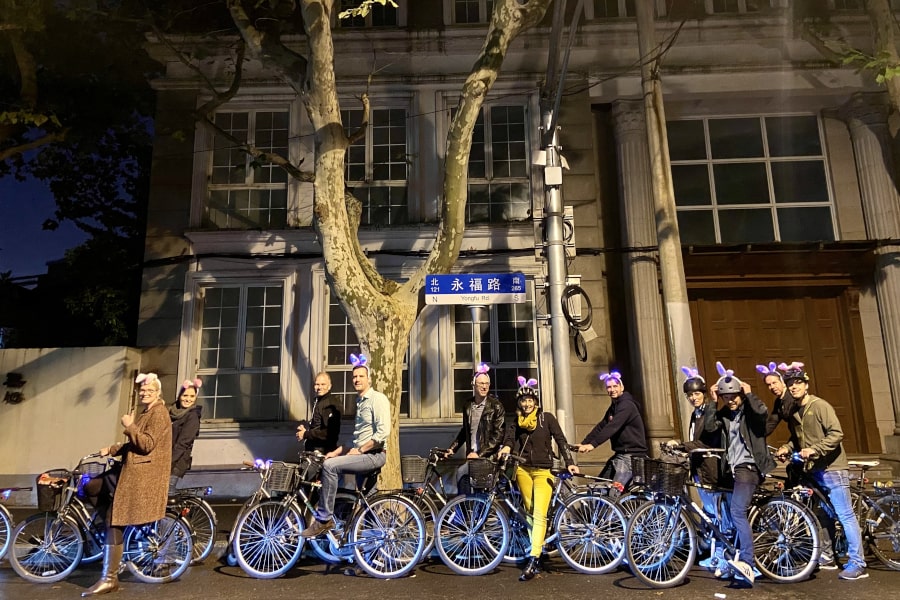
[265,462,298,493]
[467,458,496,490]
[641,458,688,495]
[77,458,111,478]
[400,455,428,484]
[36,469,70,511]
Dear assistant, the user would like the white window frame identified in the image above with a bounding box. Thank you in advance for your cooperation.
[190,97,303,229]
[444,0,494,25]
[181,268,296,424]
[586,0,634,19]
[670,113,838,244]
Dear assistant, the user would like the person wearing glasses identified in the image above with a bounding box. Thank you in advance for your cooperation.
[446,363,506,493]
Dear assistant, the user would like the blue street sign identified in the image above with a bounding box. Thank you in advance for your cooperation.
[425,273,527,305]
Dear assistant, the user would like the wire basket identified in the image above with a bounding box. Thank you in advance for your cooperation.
[640,458,688,496]
[265,462,298,493]
[467,458,496,490]
[401,456,429,484]
[77,458,111,478]
[36,469,70,512]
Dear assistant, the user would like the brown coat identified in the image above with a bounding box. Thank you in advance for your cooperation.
[109,401,172,526]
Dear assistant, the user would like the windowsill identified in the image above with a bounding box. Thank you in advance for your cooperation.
[185,222,535,255]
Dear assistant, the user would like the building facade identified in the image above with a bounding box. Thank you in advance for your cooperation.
[139,0,900,470]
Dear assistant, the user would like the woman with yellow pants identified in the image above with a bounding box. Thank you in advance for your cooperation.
[499,376,579,581]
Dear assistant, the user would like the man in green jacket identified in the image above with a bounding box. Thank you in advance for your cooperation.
[775,363,867,581]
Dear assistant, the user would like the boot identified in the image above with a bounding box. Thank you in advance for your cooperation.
[519,556,540,582]
[82,544,122,596]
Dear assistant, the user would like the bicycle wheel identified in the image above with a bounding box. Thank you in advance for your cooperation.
[307,491,356,564]
[555,493,627,574]
[124,515,193,583]
[868,493,900,570]
[625,500,696,588]
[80,511,105,565]
[503,508,532,564]
[435,494,509,576]
[0,505,11,561]
[180,498,218,563]
[233,499,305,578]
[750,497,819,582]
[350,494,425,578]
[9,512,84,583]
[617,492,649,521]
[396,488,439,558]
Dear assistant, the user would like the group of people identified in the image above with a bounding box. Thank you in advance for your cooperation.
[78,351,868,593]
[676,360,868,584]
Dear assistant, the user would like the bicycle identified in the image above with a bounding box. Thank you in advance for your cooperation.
[232,451,426,579]
[433,454,627,575]
[785,455,900,570]
[399,447,454,557]
[1,485,32,561]
[624,446,820,588]
[168,485,218,563]
[8,454,193,584]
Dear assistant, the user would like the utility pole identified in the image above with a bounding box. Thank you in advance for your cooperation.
[635,1,696,439]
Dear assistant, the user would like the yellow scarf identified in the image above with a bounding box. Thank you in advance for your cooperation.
[518,410,538,432]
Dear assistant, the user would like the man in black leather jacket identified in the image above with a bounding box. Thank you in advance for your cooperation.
[447,364,506,493]
[296,372,341,453]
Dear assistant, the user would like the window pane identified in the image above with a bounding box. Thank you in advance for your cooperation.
[667,120,706,160]
[713,163,769,205]
[718,209,775,244]
[673,164,712,206]
[771,161,828,203]
[677,210,716,245]
[766,116,821,157]
[709,118,764,159]
[777,207,835,242]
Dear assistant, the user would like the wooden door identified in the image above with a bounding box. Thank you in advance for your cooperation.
[689,292,866,453]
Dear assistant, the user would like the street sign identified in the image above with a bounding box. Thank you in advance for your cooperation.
[425,273,527,305]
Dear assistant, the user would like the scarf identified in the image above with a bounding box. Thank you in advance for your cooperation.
[169,404,192,421]
[518,409,538,432]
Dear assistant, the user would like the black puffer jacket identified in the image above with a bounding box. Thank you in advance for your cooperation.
[170,405,201,478]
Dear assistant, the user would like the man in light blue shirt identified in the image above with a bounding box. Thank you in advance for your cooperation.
[301,357,389,537]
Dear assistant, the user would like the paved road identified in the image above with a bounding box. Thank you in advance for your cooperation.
[2,503,899,600]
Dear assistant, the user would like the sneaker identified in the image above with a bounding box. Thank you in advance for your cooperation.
[727,559,756,586]
[838,565,869,580]
[818,559,839,571]
[699,556,717,570]
[300,518,335,538]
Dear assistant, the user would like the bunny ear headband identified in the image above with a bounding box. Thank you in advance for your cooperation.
[181,378,202,390]
[516,376,539,398]
[135,372,159,385]
[598,371,623,385]
[715,361,743,385]
[755,361,781,379]
[777,361,805,372]
[680,366,705,384]
[472,363,491,384]
[349,353,370,375]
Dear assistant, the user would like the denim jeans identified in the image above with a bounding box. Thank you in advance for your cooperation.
[731,465,761,564]
[599,453,636,487]
[315,451,386,522]
[697,487,733,534]
[813,469,866,570]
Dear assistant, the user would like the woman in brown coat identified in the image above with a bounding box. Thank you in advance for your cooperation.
[82,372,172,596]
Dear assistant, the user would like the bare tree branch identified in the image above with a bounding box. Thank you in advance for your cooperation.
[0,128,69,163]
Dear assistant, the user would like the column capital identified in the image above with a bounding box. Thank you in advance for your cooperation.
[837,92,890,130]
[611,99,645,138]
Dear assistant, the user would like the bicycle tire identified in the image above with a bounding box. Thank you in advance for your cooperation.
[625,500,696,588]
[0,504,12,561]
[435,495,509,576]
[350,494,425,578]
[124,514,193,583]
[617,492,649,520]
[307,491,357,564]
[502,506,533,564]
[750,497,819,583]
[233,499,305,579]
[555,493,627,575]
[9,512,84,583]
[79,512,105,565]
[868,493,900,570]
[396,488,439,558]
[180,497,218,563]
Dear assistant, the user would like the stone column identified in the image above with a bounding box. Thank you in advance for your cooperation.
[839,92,900,447]
[611,99,677,445]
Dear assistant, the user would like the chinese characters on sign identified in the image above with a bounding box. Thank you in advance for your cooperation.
[425,273,527,305]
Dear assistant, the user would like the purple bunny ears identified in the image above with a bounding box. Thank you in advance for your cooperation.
[714,361,744,385]
[598,371,623,385]
[516,376,538,398]
[475,363,490,375]
[756,362,781,379]
[349,353,370,374]
[680,366,705,383]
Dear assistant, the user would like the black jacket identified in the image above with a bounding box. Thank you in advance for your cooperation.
[450,394,506,458]
[705,392,775,479]
[503,411,574,469]
[170,405,201,478]
[304,392,341,453]
[581,391,648,455]
[683,400,724,487]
